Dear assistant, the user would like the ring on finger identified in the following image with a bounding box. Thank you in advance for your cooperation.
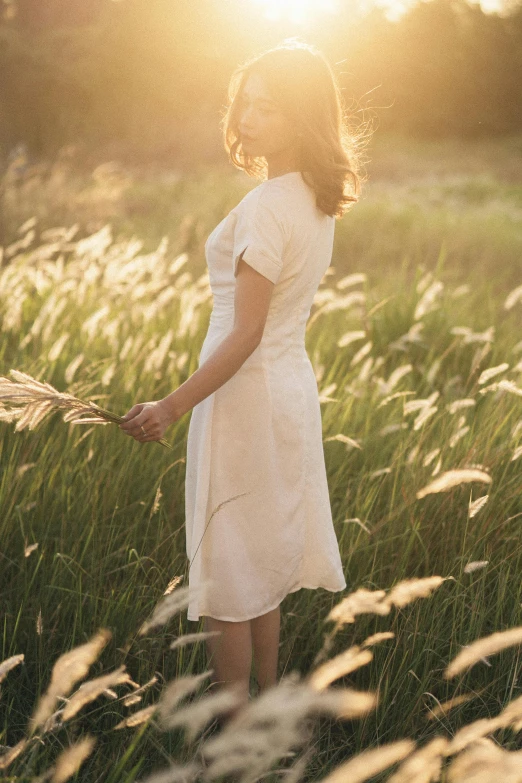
[140,425,147,436]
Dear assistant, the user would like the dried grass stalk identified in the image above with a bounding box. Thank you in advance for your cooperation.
[445,626,522,678]
[496,693,522,732]
[308,646,373,691]
[163,575,183,595]
[468,495,489,519]
[123,693,143,707]
[326,588,391,625]
[384,576,452,608]
[0,738,30,771]
[29,629,111,732]
[158,671,214,727]
[0,653,24,684]
[61,665,133,721]
[387,736,449,783]
[447,739,522,783]
[327,577,450,630]
[122,675,158,707]
[114,704,158,730]
[311,687,377,720]
[464,560,489,573]
[169,631,221,650]
[444,692,522,756]
[445,717,503,755]
[137,761,202,783]
[52,735,96,783]
[416,469,492,499]
[139,585,200,635]
[361,632,395,648]
[0,369,172,448]
[425,692,480,720]
[161,684,245,743]
[200,675,376,782]
[317,739,415,783]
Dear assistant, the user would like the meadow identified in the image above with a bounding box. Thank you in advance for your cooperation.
[1,133,522,781]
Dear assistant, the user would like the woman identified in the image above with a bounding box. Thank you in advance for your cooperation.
[120,38,365,722]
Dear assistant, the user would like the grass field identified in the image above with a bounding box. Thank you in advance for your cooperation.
[1,134,522,781]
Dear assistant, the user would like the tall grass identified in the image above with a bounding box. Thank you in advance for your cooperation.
[1,140,522,780]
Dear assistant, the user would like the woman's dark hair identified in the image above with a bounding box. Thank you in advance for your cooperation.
[222,38,371,218]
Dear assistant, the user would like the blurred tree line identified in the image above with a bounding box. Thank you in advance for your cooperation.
[0,0,521,169]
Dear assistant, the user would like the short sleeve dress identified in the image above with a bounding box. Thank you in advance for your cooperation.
[184,171,347,622]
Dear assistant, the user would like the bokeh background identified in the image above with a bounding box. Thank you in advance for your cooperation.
[2,0,522,285]
[1,0,522,170]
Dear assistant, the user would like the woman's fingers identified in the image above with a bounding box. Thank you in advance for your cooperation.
[119,401,165,442]
[121,403,143,423]
[122,423,160,442]
[120,415,149,436]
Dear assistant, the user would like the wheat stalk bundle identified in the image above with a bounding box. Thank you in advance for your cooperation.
[0,369,172,449]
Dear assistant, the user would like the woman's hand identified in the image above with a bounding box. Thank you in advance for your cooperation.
[119,398,176,443]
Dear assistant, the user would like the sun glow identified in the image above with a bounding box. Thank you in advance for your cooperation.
[250,0,339,25]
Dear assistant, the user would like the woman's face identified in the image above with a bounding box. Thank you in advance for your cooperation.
[237,72,298,160]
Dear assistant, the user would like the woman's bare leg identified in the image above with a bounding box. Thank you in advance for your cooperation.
[251,604,281,692]
[203,615,252,721]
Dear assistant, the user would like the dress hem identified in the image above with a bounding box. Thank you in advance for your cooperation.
[186,579,347,623]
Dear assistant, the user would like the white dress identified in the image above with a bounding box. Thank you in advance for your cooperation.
[184,171,347,622]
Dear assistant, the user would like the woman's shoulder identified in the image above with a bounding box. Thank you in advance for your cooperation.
[257,171,314,204]
[232,175,286,205]
[233,172,322,222]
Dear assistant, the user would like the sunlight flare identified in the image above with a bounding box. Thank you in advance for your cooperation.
[250,0,339,24]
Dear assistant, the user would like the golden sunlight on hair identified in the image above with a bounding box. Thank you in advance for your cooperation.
[222,38,373,219]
